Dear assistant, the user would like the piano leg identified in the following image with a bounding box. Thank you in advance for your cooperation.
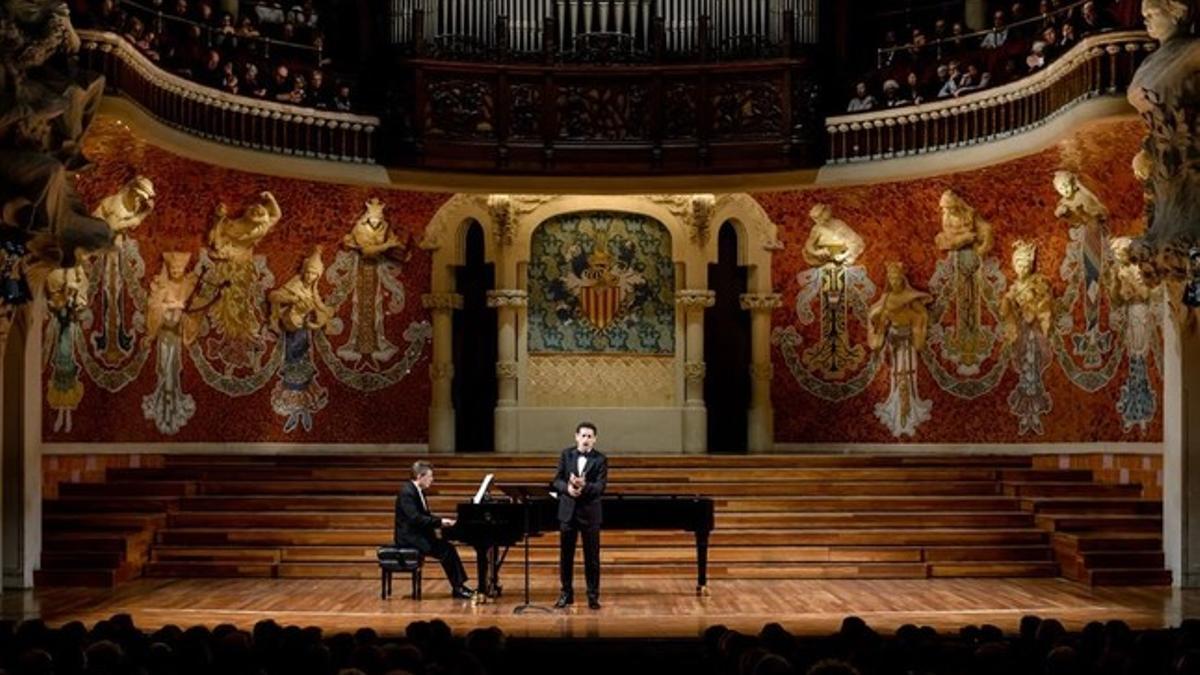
[695,529,711,596]
[473,544,498,598]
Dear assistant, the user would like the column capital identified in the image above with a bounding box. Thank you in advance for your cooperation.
[750,362,774,380]
[496,360,519,380]
[684,361,706,382]
[675,289,716,309]
[430,362,454,381]
[486,289,528,308]
[422,293,463,311]
[739,293,783,312]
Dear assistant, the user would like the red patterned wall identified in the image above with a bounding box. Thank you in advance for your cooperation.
[52,117,1158,446]
[756,119,1162,443]
[49,117,449,444]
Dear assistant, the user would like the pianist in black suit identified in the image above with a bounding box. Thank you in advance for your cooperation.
[551,422,608,610]
[394,461,473,599]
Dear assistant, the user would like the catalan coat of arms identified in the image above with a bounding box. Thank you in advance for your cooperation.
[529,212,673,354]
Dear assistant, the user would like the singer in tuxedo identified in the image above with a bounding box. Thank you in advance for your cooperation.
[551,422,608,610]
[394,461,473,599]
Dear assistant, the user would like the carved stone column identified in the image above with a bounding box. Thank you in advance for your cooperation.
[487,289,527,452]
[1163,307,1200,586]
[740,293,782,453]
[422,293,462,453]
[676,290,716,454]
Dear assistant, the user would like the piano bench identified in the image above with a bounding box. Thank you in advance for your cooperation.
[377,546,424,600]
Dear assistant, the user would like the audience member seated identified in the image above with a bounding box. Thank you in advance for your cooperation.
[847,0,1136,114]
[74,0,357,112]
[2,613,1200,675]
[847,81,877,112]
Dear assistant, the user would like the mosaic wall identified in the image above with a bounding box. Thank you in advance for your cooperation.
[527,211,675,354]
[46,117,447,443]
[758,119,1163,443]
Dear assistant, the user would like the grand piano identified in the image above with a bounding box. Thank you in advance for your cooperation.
[444,490,715,597]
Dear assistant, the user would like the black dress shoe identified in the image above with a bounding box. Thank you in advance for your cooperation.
[452,587,474,599]
[587,596,601,610]
[554,592,574,608]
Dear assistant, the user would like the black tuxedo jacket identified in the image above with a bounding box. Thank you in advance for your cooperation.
[394,480,441,548]
[551,446,608,527]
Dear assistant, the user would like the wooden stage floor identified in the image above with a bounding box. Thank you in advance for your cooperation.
[4,576,1196,638]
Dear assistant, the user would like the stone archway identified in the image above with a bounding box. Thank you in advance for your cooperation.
[421,193,783,453]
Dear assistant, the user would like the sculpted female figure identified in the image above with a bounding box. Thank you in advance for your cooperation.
[203,191,280,371]
[141,252,199,435]
[45,262,89,432]
[1107,237,1160,432]
[1000,241,1054,435]
[1053,170,1112,364]
[868,262,933,437]
[337,198,410,364]
[1127,0,1200,314]
[90,176,155,363]
[935,190,995,374]
[268,247,331,432]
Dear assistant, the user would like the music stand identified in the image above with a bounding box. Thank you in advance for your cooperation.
[502,484,554,615]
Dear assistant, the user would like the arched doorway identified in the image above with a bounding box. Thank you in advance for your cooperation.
[452,221,497,452]
[705,222,750,453]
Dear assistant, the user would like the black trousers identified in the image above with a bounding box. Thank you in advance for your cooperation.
[412,537,468,590]
[559,521,601,597]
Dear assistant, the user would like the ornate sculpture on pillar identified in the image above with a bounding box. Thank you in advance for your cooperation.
[0,0,113,315]
[676,288,716,454]
[1127,0,1200,327]
[740,292,782,452]
[422,292,463,453]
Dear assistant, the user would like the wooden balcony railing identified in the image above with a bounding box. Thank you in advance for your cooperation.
[79,30,381,164]
[824,30,1154,164]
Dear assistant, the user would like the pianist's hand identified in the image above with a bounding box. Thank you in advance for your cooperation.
[441,517,456,527]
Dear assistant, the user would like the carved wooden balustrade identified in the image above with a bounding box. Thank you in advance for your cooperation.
[824,30,1155,164]
[398,54,820,173]
[78,30,381,164]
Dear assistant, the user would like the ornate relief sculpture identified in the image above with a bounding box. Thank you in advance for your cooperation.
[335,198,409,364]
[1107,237,1162,432]
[268,247,331,432]
[44,262,89,432]
[868,263,933,437]
[934,190,996,374]
[1054,171,1113,366]
[0,0,111,274]
[89,176,155,366]
[1127,0,1200,326]
[798,204,868,379]
[198,192,280,375]
[141,251,198,435]
[1000,240,1055,435]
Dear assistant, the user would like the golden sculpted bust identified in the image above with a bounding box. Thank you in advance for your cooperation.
[1000,240,1054,344]
[270,247,332,333]
[803,203,865,267]
[935,190,994,256]
[210,191,281,262]
[343,198,409,260]
[868,262,931,351]
[146,251,199,345]
[91,176,156,237]
[46,262,89,312]
[1052,171,1108,230]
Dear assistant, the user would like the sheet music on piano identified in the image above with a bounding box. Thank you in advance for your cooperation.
[472,473,495,504]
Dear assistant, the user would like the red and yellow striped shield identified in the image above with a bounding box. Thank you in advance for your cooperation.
[580,284,621,330]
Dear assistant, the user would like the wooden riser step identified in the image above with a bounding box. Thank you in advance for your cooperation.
[155,528,1051,548]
